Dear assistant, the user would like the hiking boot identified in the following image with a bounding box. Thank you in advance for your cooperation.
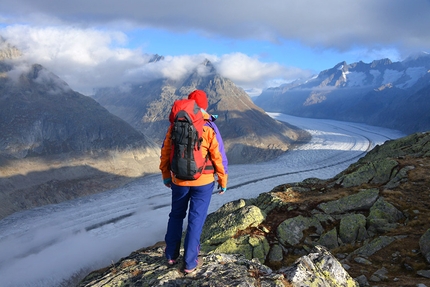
[184,256,203,275]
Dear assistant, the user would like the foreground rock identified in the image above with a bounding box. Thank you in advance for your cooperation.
[78,132,430,286]
[78,244,358,287]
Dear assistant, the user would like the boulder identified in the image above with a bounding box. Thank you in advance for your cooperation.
[339,214,368,244]
[419,229,430,264]
[350,236,396,257]
[370,267,389,282]
[201,203,266,248]
[267,243,285,267]
[251,192,286,214]
[367,197,404,233]
[317,188,379,214]
[336,158,399,187]
[385,165,415,189]
[279,245,359,287]
[277,215,324,247]
[212,234,270,263]
[317,228,339,249]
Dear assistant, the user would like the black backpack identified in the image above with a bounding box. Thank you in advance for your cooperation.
[169,99,207,180]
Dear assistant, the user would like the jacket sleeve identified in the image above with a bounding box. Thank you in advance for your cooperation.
[207,123,228,188]
[209,122,228,174]
[159,126,172,180]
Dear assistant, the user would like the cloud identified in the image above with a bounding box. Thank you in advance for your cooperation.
[0,224,163,287]
[1,0,430,51]
[1,25,306,95]
[129,54,211,81]
[1,25,154,94]
[213,53,312,90]
[0,205,168,287]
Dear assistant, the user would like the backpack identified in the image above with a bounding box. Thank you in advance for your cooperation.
[169,99,208,180]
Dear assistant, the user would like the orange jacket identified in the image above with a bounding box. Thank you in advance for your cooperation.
[159,112,228,188]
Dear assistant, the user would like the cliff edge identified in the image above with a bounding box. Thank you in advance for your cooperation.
[78,132,430,286]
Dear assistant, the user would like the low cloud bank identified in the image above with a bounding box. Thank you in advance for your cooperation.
[0,26,309,95]
[0,211,167,287]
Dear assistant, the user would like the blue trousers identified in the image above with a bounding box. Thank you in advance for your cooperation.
[164,181,214,270]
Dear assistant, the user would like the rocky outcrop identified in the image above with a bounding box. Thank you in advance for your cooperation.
[78,131,430,286]
[334,131,430,188]
[78,244,358,287]
[280,245,359,287]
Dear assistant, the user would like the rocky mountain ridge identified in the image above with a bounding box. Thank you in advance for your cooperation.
[0,43,161,219]
[92,59,309,164]
[255,53,430,134]
[77,131,430,286]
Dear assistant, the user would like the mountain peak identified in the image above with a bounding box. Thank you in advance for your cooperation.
[334,61,348,70]
[370,58,393,68]
[404,51,430,61]
[402,51,430,68]
[200,58,216,73]
[149,54,164,63]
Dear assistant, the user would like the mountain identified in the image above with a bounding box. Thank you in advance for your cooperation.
[92,59,310,164]
[78,131,430,287]
[254,53,430,134]
[0,41,160,219]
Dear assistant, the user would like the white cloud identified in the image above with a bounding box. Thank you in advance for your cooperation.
[130,54,210,82]
[213,53,312,90]
[1,26,154,94]
[2,0,430,51]
[1,26,310,95]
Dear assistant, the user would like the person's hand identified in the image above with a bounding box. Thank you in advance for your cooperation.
[217,184,227,194]
[163,178,172,188]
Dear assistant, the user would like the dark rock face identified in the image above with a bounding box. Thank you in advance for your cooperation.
[78,132,430,286]
[0,64,154,159]
[255,55,430,135]
[92,60,310,164]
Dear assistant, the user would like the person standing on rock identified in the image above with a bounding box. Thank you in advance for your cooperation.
[159,89,228,274]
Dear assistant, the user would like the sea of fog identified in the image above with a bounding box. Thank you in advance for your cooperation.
[0,113,405,287]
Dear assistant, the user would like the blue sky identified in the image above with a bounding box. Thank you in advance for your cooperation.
[131,28,399,71]
[0,0,428,96]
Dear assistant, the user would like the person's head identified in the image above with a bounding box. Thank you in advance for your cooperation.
[188,90,208,110]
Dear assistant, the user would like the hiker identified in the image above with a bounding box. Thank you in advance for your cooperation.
[159,89,228,274]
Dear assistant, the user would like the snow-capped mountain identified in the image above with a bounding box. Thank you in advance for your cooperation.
[255,53,430,134]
